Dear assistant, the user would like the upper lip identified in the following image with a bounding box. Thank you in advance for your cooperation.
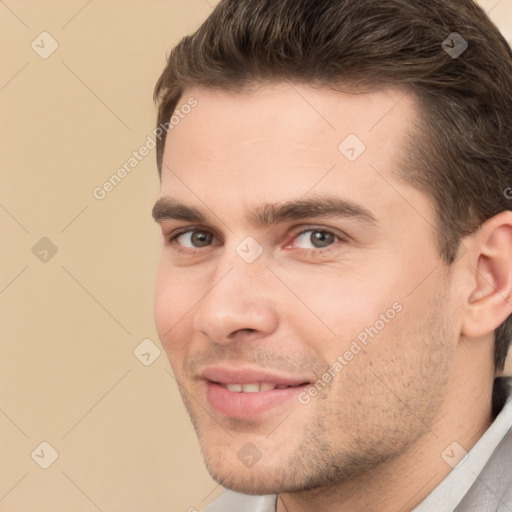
[200,365,313,386]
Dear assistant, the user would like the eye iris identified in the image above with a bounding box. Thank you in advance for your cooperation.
[191,231,212,247]
[311,231,334,248]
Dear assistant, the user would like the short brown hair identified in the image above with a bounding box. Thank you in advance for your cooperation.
[154,0,512,410]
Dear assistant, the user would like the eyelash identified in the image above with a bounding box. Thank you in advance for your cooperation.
[165,226,345,257]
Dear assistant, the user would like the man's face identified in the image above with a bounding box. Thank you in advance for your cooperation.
[153,83,459,493]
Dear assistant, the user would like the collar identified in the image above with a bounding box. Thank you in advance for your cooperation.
[412,383,512,512]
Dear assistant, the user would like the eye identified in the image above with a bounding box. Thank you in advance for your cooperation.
[293,229,339,249]
[173,229,214,248]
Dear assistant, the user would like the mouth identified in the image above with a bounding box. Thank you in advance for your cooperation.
[219,382,305,392]
[200,366,313,418]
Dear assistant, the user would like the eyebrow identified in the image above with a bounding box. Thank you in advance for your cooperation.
[151,195,377,227]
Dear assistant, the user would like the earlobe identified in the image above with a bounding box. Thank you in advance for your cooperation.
[461,212,512,339]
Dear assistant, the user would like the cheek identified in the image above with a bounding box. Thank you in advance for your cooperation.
[153,264,198,355]
[275,264,416,381]
[277,265,398,343]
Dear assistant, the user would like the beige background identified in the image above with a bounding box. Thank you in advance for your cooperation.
[1,1,511,511]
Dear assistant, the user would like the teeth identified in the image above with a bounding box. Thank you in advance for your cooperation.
[241,383,260,393]
[224,383,287,392]
[259,383,277,392]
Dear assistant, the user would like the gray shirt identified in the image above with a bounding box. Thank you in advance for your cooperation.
[204,388,512,512]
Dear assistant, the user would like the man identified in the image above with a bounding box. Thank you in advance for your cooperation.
[151,0,512,510]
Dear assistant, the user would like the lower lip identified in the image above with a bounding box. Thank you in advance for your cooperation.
[205,381,307,418]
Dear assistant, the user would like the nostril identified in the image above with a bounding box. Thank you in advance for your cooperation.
[229,328,258,338]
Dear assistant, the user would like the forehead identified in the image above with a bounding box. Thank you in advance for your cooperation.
[159,83,430,226]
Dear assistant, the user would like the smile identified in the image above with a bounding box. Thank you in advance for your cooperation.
[199,366,313,418]
[221,383,299,392]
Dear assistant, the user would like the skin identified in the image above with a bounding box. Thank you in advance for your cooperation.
[152,83,512,512]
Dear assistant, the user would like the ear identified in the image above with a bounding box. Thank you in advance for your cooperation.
[461,211,512,339]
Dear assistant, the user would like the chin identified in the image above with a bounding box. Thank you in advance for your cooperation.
[203,451,310,496]
[208,470,285,496]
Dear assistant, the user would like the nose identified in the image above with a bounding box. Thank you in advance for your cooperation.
[192,257,279,345]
